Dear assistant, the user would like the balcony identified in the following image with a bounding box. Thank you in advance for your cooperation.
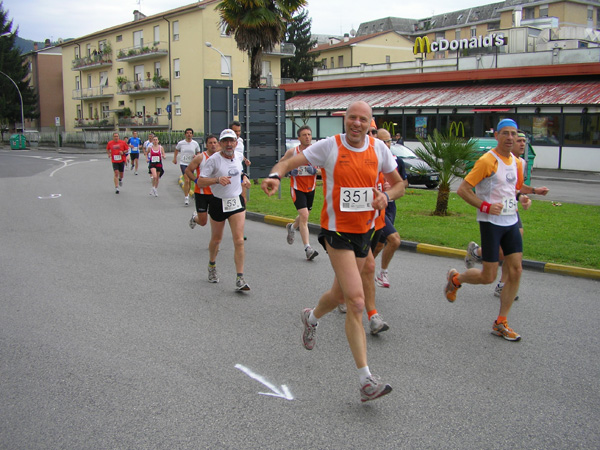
[117,78,169,95]
[72,85,115,100]
[116,42,169,62]
[265,42,296,57]
[117,115,169,129]
[74,118,114,130]
[72,53,113,71]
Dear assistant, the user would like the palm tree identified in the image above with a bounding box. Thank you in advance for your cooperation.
[216,0,307,88]
[413,130,479,216]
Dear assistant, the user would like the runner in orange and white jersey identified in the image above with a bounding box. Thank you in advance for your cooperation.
[185,134,219,228]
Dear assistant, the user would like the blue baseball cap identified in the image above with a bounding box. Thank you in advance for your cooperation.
[497,118,518,131]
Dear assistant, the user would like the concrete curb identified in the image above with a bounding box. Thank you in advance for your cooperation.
[245,211,600,281]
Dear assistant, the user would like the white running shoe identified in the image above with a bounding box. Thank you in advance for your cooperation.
[286,223,295,245]
[189,214,197,229]
[305,246,318,261]
[369,313,389,335]
[184,196,189,206]
[465,241,482,269]
[208,265,219,283]
[374,271,390,288]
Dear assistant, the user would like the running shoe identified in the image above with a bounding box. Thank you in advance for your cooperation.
[135,171,138,175]
[286,223,295,245]
[189,214,197,229]
[184,196,189,206]
[444,269,461,302]
[337,303,347,313]
[119,179,123,187]
[374,271,390,288]
[301,308,317,350]
[464,241,482,269]
[492,319,521,341]
[130,164,134,171]
[369,314,389,335]
[208,265,219,283]
[153,188,158,197]
[115,188,119,194]
[305,246,318,261]
[494,283,518,301]
[360,375,392,402]
[236,276,250,291]
[149,188,154,196]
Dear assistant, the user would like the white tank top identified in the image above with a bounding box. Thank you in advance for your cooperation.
[475,151,518,227]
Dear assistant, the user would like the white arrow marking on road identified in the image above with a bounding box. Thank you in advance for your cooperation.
[37,194,62,199]
[235,364,294,400]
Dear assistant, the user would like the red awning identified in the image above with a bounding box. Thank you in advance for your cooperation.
[285,80,600,111]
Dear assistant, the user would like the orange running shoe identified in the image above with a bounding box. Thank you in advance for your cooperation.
[444,269,461,302]
[492,320,522,341]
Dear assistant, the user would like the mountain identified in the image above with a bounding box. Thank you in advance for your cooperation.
[14,36,35,53]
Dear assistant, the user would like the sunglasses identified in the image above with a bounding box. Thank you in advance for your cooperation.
[369,130,378,135]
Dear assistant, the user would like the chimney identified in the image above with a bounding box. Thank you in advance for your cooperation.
[33,42,38,51]
[513,6,522,27]
[133,10,146,21]
[44,39,51,48]
[344,33,350,42]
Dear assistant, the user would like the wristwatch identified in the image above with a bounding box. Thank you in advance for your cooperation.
[268,172,281,180]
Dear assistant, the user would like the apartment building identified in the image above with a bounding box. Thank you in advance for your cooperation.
[62,0,291,134]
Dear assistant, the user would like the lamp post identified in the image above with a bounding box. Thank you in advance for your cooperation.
[0,70,25,136]
[205,42,232,78]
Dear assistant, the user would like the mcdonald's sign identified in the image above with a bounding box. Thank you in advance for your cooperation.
[449,121,465,137]
[413,36,431,55]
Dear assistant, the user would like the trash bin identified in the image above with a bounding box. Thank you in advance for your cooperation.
[10,134,27,150]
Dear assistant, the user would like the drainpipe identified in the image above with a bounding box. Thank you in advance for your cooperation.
[163,16,172,148]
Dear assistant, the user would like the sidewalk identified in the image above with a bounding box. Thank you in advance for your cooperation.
[532,168,600,184]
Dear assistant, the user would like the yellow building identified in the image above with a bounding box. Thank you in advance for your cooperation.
[62,0,291,134]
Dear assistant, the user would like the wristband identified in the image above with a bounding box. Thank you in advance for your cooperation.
[516,192,522,201]
[383,192,390,202]
[268,172,281,181]
[479,202,491,214]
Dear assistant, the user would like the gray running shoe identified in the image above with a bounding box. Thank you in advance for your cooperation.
[360,375,392,402]
[286,223,295,245]
[208,265,219,283]
[301,308,317,350]
[115,188,119,194]
[184,196,190,206]
[119,179,123,187]
[305,246,318,260]
[236,276,250,291]
[189,214,197,229]
[337,303,347,313]
[464,241,482,269]
[494,282,518,300]
[369,313,389,335]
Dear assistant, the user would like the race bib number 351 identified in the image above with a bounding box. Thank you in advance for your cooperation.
[340,187,373,212]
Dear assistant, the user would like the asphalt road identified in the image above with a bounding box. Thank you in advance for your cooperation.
[1,149,599,449]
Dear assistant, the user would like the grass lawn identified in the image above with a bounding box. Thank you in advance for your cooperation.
[247,178,600,270]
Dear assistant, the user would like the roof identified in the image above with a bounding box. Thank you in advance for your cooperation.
[309,30,406,53]
[285,80,600,111]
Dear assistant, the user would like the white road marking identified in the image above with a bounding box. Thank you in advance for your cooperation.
[37,194,62,199]
[235,364,294,400]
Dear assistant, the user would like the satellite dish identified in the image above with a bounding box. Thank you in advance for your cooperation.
[57,38,63,43]
[350,29,356,37]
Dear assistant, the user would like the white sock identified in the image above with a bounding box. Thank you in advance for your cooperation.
[381,269,388,274]
[358,366,372,384]
[304,244,310,250]
[308,310,318,326]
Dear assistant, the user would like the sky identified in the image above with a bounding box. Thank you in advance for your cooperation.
[2,0,491,43]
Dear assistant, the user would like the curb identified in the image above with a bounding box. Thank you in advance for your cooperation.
[245,212,600,281]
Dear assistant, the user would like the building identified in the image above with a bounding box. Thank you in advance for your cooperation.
[61,0,293,135]
[284,0,600,172]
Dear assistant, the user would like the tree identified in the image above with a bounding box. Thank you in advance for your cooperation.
[0,2,37,138]
[281,9,318,82]
[413,130,478,216]
[217,0,307,88]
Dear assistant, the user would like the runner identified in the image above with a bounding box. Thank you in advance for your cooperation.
[196,129,252,291]
[446,118,532,341]
[127,131,142,175]
[106,131,129,194]
[185,134,219,228]
[280,125,319,260]
[148,136,166,197]
[262,101,405,402]
[173,128,201,206]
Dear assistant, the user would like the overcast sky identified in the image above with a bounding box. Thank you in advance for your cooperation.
[3,0,490,42]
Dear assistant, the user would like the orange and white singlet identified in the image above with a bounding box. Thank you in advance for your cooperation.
[289,146,318,193]
[303,134,397,234]
[194,152,213,195]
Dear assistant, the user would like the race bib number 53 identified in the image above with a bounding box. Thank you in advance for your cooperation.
[340,187,373,212]
[222,196,243,213]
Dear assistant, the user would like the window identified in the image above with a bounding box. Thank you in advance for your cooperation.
[98,40,107,52]
[99,71,108,87]
[321,58,327,69]
[338,55,344,67]
[117,68,123,75]
[118,100,125,107]
[173,21,179,41]
[116,35,122,42]
[155,97,162,115]
[135,99,145,117]
[76,105,82,119]
[220,21,229,36]
[523,7,534,20]
[539,5,549,18]
[88,105,93,119]
[174,95,181,115]
[154,26,160,44]
[133,30,143,48]
[154,62,161,77]
[87,74,92,88]
[221,56,231,77]
[101,102,109,118]
[330,57,334,68]
[86,44,91,57]
[134,65,144,81]
[74,47,79,59]
[471,26,477,37]
[75,76,80,90]
[455,30,461,40]
[385,55,390,63]
[174,58,180,78]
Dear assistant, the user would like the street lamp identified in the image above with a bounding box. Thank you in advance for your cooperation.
[205,42,232,78]
[0,70,25,137]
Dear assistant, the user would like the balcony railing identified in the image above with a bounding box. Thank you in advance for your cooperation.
[117,78,169,95]
[265,42,296,57]
[72,85,115,100]
[116,42,169,62]
[74,118,114,129]
[117,115,168,129]
[71,53,113,71]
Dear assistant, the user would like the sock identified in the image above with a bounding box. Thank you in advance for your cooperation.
[497,282,505,288]
[304,244,310,250]
[237,273,243,278]
[358,366,372,384]
[308,310,318,326]
[496,315,507,324]
[367,309,377,320]
[380,269,388,274]
[209,261,216,267]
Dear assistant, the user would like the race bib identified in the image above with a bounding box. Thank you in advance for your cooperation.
[113,154,122,161]
[297,165,313,176]
[151,156,160,163]
[501,196,517,215]
[340,187,373,212]
[181,154,192,164]
[222,196,243,212]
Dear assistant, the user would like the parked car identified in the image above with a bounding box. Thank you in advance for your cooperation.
[468,137,536,183]
[389,143,439,189]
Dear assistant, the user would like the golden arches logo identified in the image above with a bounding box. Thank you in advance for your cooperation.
[413,37,431,55]
[449,121,465,137]
[381,121,397,135]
